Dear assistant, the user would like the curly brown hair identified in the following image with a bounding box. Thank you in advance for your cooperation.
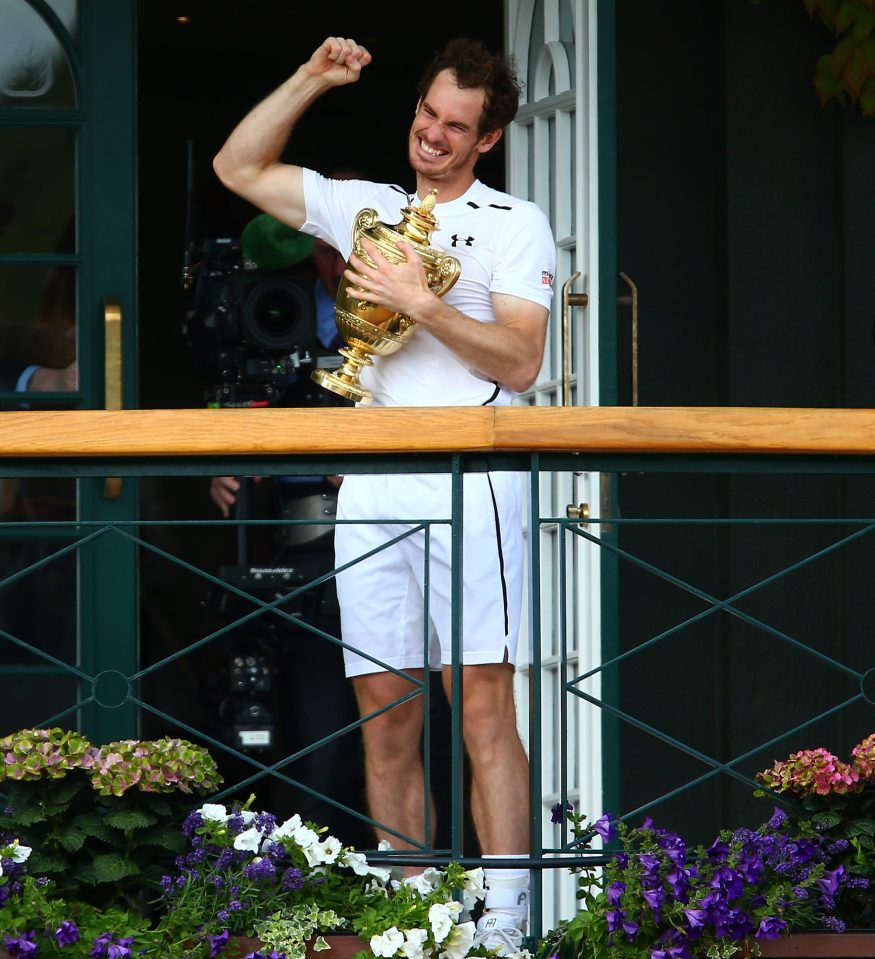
[417,38,522,136]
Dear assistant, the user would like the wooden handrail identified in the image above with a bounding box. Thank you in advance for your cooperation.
[0,406,874,457]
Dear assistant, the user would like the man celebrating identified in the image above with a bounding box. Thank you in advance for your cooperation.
[214,35,555,952]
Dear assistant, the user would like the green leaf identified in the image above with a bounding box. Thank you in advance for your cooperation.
[837,0,861,33]
[832,34,858,72]
[28,848,69,873]
[54,824,87,853]
[102,808,157,831]
[90,853,141,883]
[812,810,843,828]
[72,811,114,842]
[816,52,843,102]
[842,43,870,95]
[135,824,185,853]
[853,6,875,38]
[847,818,875,835]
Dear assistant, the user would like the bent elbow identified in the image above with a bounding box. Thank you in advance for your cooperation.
[212,150,240,192]
[506,364,542,395]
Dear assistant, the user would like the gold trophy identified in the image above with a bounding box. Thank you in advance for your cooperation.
[310,190,461,404]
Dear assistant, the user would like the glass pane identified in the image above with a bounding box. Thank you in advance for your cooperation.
[0,0,78,108]
[0,264,76,400]
[0,128,75,254]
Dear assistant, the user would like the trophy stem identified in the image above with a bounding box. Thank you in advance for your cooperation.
[310,347,375,404]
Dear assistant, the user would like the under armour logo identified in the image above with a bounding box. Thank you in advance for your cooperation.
[451,234,475,247]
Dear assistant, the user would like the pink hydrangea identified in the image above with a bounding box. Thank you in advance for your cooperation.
[851,733,875,780]
[757,747,861,797]
[0,728,94,782]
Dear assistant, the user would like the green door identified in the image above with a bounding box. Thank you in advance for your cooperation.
[0,0,138,742]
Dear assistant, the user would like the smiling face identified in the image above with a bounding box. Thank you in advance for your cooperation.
[408,69,502,199]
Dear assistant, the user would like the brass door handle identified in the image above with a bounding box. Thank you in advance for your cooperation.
[618,272,639,406]
[566,502,590,524]
[561,272,589,406]
[103,298,122,500]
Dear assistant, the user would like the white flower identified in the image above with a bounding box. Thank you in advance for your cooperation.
[342,849,391,881]
[200,803,230,823]
[460,868,486,916]
[378,839,395,851]
[10,842,31,863]
[438,921,475,959]
[428,902,462,943]
[370,926,406,958]
[294,824,320,849]
[239,810,257,825]
[319,835,343,863]
[403,867,441,897]
[301,834,341,867]
[400,928,429,959]
[342,850,370,874]
[270,814,303,841]
[232,825,264,852]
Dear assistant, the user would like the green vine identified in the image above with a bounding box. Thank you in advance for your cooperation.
[805,0,875,116]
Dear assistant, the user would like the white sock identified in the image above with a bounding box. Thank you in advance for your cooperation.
[480,855,529,930]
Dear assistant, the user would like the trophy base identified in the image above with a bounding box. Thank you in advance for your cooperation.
[310,366,373,405]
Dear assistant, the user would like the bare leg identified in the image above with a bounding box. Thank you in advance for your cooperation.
[441,662,529,853]
[352,669,435,853]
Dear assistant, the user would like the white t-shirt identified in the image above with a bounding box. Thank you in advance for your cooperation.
[302,169,556,407]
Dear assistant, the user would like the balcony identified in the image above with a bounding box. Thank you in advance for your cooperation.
[1,405,874,933]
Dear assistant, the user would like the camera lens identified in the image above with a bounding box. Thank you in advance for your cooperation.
[243,279,312,349]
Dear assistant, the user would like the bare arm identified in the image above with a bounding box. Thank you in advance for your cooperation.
[348,238,548,392]
[213,37,372,228]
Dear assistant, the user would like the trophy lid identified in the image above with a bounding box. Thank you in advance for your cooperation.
[398,189,440,245]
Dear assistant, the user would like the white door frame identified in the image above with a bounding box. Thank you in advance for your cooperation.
[505,0,603,929]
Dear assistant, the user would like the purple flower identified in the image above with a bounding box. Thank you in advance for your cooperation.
[4,932,38,958]
[755,917,788,940]
[550,800,573,824]
[243,857,277,882]
[182,810,205,835]
[706,838,729,861]
[642,887,664,912]
[683,909,706,931]
[605,909,626,932]
[282,867,304,891]
[107,939,133,959]
[209,930,230,958]
[607,880,626,905]
[822,916,847,933]
[55,920,80,946]
[767,807,788,830]
[666,868,689,898]
[817,866,844,902]
[91,932,114,957]
[593,814,616,842]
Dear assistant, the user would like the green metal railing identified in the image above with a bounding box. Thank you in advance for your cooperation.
[3,407,875,933]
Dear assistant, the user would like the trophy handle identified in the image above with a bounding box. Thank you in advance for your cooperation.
[428,255,462,298]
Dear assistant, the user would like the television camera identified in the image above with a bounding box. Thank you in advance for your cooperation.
[183,236,341,408]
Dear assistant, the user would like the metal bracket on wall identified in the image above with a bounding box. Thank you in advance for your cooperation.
[618,271,639,406]
[561,272,589,406]
[103,297,122,500]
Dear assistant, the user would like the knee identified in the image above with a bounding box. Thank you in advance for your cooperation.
[458,667,519,751]
[354,674,424,761]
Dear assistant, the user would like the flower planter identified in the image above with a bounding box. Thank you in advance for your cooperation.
[228,934,368,958]
[757,933,875,958]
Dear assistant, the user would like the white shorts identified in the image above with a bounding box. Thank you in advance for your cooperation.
[334,472,524,677]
